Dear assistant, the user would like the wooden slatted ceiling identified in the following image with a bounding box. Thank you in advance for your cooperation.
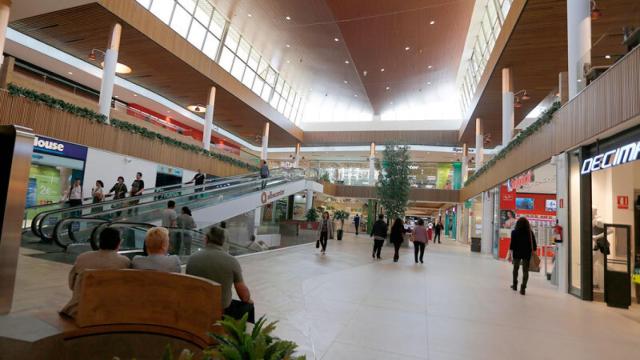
[9,3,301,147]
[324,0,474,115]
[460,0,640,148]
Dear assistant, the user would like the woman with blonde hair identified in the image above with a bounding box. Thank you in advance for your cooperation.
[132,227,181,273]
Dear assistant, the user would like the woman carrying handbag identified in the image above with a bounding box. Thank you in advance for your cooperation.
[316,211,333,255]
[508,217,538,295]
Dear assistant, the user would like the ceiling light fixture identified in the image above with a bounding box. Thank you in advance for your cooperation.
[248,13,252,17]
[344,80,348,84]
[285,44,290,48]
[133,94,138,97]
[427,81,431,85]
[430,20,436,25]
[514,97,522,108]
[590,0,602,20]
[100,61,132,74]
[286,60,290,63]
[354,94,358,97]
[605,54,611,59]
[67,71,73,75]
[405,46,410,51]
[380,68,385,72]
[188,105,206,113]
[428,65,432,69]
[334,37,339,42]
[285,16,291,20]
[345,60,349,64]
[385,86,390,90]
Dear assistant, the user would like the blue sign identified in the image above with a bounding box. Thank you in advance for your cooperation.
[33,135,87,160]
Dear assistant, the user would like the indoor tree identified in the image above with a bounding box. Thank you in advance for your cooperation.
[333,210,350,240]
[376,142,411,222]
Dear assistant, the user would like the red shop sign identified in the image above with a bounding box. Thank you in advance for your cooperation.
[507,170,535,191]
[617,195,629,209]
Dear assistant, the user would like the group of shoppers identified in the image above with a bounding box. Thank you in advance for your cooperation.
[376,215,429,263]
[62,173,146,207]
[61,222,255,323]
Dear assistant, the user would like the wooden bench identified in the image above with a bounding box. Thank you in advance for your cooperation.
[37,269,223,349]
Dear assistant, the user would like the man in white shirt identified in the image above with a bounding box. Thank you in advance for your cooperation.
[161,200,178,228]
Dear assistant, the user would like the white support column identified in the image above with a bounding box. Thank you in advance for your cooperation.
[567,0,591,99]
[554,153,569,293]
[481,191,494,255]
[0,0,11,67]
[261,122,270,161]
[461,143,469,184]
[98,23,122,123]
[202,87,216,151]
[501,68,514,146]
[305,189,313,211]
[475,118,484,170]
[293,143,301,168]
[368,142,376,185]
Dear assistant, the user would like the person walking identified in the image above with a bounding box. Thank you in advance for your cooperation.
[508,217,538,295]
[353,214,361,235]
[91,180,105,214]
[129,172,145,215]
[434,220,443,243]
[108,176,127,200]
[259,160,269,189]
[389,217,404,262]
[370,214,387,260]
[411,219,428,264]
[177,206,197,255]
[316,211,333,255]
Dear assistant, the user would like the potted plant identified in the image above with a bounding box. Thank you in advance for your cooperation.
[304,208,319,230]
[333,210,349,240]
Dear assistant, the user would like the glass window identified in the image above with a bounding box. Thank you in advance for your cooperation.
[252,77,265,94]
[261,85,272,101]
[257,58,269,78]
[150,0,175,24]
[194,0,213,26]
[275,77,284,94]
[278,98,286,113]
[209,10,226,38]
[178,0,197,13]
[219,47,235,71]
[266,68,277,86]
[237,40,250,63]
[248,49,260,70]
[270,94,280,108]
[202,33,220,59]
[224,28,240,52]
[187,21,207,49]
[285,103,293,118]
[136,0,152,9]
[231,58,246,80]
[242,69,256,88]
[283,83,291,98]
[170,4,192,37]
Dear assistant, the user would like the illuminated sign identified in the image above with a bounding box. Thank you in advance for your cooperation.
[581,141,640,174]
[32,136,87,160]
[260,190,285,204]
[507,170,534,191]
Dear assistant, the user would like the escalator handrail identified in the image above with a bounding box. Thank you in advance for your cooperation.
[31,170,269,239]
[25,170,261,211]
[51,217,110,250]
[43,172,302,245]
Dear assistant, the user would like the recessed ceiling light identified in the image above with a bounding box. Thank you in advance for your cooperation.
[428,65,433,69]
[345,60,350,64]
[167,110,171,113]
[248,13,252,17]
[605,54,611,59]
[285,16,291,20]
[114,95,119,98]
[385,86,390,90]
[286,60,290,64]
[430,20,435,25]
[354,94,358,97]
[405,46,410,51]
[427,81,431,85]
[344,80,348,84]
[334,38,340,42]
[380,68,385,72]
[133,94,138,97]
[285,44,290,48]
[390,101,394,105]
[67,71,73,75]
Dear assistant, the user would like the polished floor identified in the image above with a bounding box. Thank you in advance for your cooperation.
[9,234,640,359]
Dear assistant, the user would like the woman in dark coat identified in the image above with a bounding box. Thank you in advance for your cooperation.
[508,217,537,295]
[389,218,404,262]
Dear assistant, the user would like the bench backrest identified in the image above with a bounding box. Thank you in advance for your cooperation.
[76,269,222,344]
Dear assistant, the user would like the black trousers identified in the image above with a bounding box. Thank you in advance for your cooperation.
[393,241,402,261]
[434,231,441,243]
[372,239,384,258]
[354,223,359,235]
[512,258,530,288]
[414,242,425,263]
[319,231,328,251]
[224,300,255,323]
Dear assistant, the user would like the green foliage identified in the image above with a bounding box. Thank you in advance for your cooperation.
[7,84,259,172]
[464,101,562,186]
[376,143,411,221]
[305,208,319,222]
[206,314,306,360]
[319,173,331,183]
[333,210,350,230]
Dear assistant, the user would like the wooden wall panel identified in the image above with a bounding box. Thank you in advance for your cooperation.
[461,46,640,200]
[0,91,250,177]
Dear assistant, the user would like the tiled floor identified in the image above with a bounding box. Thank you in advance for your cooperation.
[9,233,640,359]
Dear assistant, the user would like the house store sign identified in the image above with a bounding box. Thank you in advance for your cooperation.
[581,141,640,175]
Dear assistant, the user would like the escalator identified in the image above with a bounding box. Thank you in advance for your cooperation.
[35,168,321,251]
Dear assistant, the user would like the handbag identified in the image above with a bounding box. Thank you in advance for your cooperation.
[529,230,541,272]
[316,240,320,248]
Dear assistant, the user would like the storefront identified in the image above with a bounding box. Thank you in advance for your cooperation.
[568,125,640,308]
[27,135,87,207]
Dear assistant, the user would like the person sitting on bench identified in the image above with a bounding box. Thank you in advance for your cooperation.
[186,227,255,323]
[60,228,131,318]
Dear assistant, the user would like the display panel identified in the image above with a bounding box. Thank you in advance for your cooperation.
[545,199,557,212]
[515,197,534,210]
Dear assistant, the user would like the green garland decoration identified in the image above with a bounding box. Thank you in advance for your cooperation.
[8,84,259,171]
[464,101,562,187]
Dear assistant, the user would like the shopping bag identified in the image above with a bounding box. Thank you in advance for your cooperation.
[528,231,541,272]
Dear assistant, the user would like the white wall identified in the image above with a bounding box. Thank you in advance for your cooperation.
[83,148,195,196]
